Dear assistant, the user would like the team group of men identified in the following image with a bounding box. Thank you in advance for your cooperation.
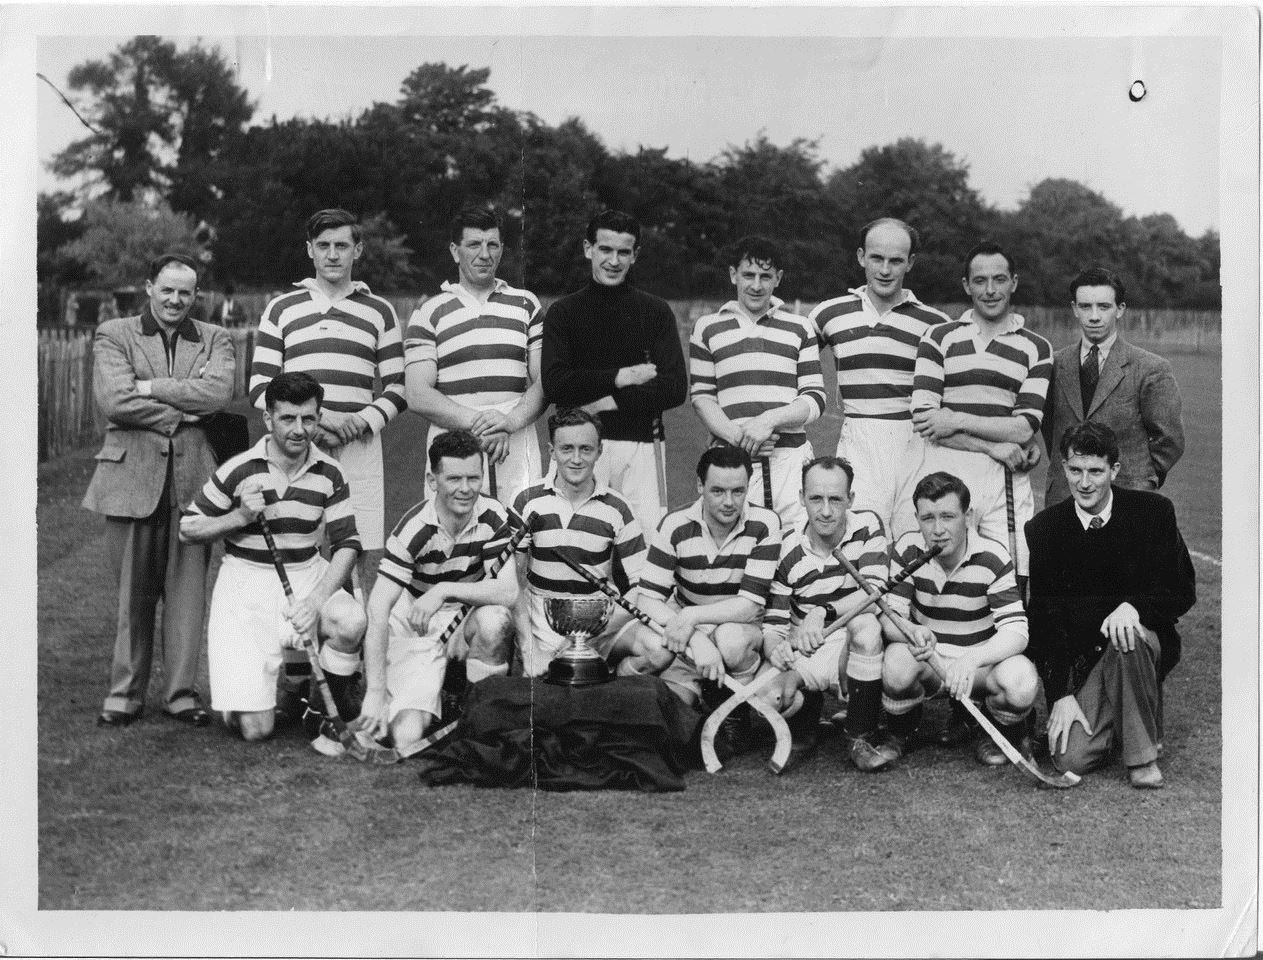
[85,203,1196,789]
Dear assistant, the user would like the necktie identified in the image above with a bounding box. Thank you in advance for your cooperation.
[1080,344,1100,413]
[1089,516,1104,530]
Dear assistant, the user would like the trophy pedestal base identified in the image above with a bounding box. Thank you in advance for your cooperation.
[544,651,614,687]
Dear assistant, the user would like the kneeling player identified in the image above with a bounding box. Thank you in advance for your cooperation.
[761,456,893,772]
[879,471,1038,764]
[180,372,366,746]
[512,408,647,676]
[357,430,517,753]
[627,446,780,750]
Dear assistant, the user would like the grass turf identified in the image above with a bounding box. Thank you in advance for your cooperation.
[37,345,1222,913]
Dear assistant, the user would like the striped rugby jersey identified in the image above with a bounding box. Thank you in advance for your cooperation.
[248,279,406,434]
[886,529,1027,646]
[809,286,950,420]
[689,299,826,445]
[762,510,888,644]
[512,477,646,597]
[638,499,781,609]
[377,495,513,598]
[911,310,1053,431]
[184,436,361,565]
[403,279,542,407]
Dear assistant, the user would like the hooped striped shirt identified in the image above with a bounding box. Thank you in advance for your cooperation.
[184,436,361,565]
[887,529,1027,646]
[248,279,406,434]
[512,476,646,597]
[377,495,513,598]
[403,279,542,407]
[638,499,781,609]
[689,299,826,447]
[809,286,950,420]
[910,310,1053,431]
[762,510,888,644]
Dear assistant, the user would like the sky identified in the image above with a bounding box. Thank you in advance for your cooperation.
[35,17,1223,235]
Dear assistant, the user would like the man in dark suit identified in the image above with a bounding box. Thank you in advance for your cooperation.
[1025,423,1196,789]
[1042,267,1185,506]
[83,253,236,728]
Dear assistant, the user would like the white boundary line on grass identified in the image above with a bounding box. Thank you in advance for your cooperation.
[1189,548,1223,568]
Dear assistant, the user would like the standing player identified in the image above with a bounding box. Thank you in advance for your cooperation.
[179,372,366,747]
[809,218,951,536]
[404,206,547,504]
[878,472,1038,765]
[248,208,406,708]
[905,241,1052,581]
[511,408,647,677]
[541,210,688,533]
[760,457,893,772]
[627,446,781,753]
[690,235,826,531]
[356,430,517,754]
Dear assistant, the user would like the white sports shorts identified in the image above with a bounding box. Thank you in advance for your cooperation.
[384,592,472,722]
[332,431,384,551]
[746,442,814,532]
[836,417,925,539]
[427,398,543,508]
[593,439,663,535]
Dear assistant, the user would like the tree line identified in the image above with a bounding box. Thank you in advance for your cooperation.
[39,37,1220,309]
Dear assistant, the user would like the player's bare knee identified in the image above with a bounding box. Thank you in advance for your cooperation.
[321,593,367,653]
[997,655,1038,709]
[846,613,883,657]
[468,605,514,665]
[882,643,919,691]
[390,709,428,750]
[714,624,759,671]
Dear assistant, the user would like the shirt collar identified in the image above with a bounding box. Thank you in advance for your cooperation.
[1074,489,1114,530]
[139,303,201,342]
[441,278,508,305]
[542,466,612,502]
[260,434,333,482]
[418,495,486,540]
[1080,332,1118,361]
[295,277,371,308]
[851,285,919,317]
[719,296,786,325]
[684,496,748,544]
[958,309,1025,336]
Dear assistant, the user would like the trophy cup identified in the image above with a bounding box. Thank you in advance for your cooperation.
[543,595,615,687]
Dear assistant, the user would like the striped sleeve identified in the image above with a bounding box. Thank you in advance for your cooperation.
[638,520,680,602]
[378,502,430,590]
[910,325,948,413]
[737,513,781,607]
[362,299,407,434]
[185,456,263,519]
[986,550,1029,640]
[248,298,287,410]
[479,499,514,564]
[612,513,648,593]
[525,292,544,350]
[795,322,827,420]
[852,511,890,587]
[688,316,719,402]
[1013,332,1054,430]
[322,463,362,555]
[761,545,796,644]
[886,534,920,619]
[402,300,438,366]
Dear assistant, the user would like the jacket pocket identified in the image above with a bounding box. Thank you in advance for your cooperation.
[94,445,126,462]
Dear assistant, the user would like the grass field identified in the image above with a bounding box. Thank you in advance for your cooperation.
[35,339,1225,922]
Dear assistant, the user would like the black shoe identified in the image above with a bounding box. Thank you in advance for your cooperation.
[717,703,753,758]
[97,709,140,728]
[170,706,211,727]
[936,701,978,746]
[976,733,1033,766]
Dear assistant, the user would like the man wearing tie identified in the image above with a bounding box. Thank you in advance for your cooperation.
[1042,267,1185,507]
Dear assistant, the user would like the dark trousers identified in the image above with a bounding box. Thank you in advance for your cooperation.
[1055,628,1161,772]
[103,488,209,715]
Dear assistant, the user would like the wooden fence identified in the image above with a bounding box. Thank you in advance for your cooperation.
[37,305,1220,463]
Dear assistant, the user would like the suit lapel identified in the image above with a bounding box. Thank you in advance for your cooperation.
[171,329,203,379]
[1057,346,1085,421]
[1086,340,1129,418]
[133,321,170,378]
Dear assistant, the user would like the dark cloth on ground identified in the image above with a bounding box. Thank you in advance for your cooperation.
[414,674,702,792]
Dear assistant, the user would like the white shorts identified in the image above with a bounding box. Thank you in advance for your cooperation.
[593,439,663,534]
[208,554,342,712]
[893,446,1033,574]
[746,442,814,532]
[521,588,634,678]
[332,432,384,551]
[384,593,470,722]
[427,399,543,507]
[790,636,849,696]
[836,418,925,539]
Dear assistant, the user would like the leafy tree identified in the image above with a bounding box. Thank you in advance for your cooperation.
[37,191,88,285]
[55,197,204,288]
[827,139,993,302]
[51,36,253,215]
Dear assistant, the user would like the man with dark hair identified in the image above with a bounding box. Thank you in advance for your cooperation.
[628,445,781,751]
[249,208,406,709]
[690,235,826,530]
[541,210,688,533]
[1025,422,1195,789]
[180,372,366,751]
[85,252,235,728]
[511,407,648,676]
[1042,266,1185,506]
[810,217,951,537]
[356,429,517,753]
[879,470,1038,766]
[904,241,1053,582]
[405,206,546,506]
[759,456,893,772]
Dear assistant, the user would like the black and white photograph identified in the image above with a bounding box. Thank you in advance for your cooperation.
[1,3,1257,957]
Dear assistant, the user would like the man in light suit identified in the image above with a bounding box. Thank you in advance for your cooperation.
[1042,267,1185,506]
[83,253,236,728]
